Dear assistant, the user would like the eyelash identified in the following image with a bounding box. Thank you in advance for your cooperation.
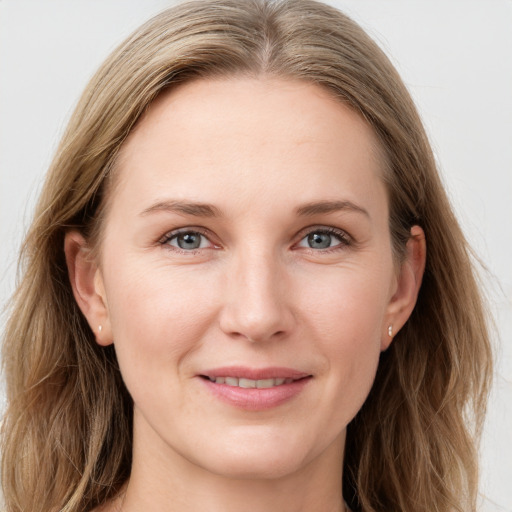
[158,225,352,254]
[159,227,216,254]
[296,226,352,253]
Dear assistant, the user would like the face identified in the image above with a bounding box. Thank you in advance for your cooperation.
[79,77,413,481]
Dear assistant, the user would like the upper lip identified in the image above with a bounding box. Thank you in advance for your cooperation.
[199,366,311,380]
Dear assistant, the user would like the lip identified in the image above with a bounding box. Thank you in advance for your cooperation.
[200,366,310,381]
[198,366,312,411]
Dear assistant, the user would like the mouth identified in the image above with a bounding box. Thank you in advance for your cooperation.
[198,367,312,410]
[200,375,305,388]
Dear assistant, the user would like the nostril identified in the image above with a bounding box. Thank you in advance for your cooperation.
[218,293,295,343]
[243,330,287,343]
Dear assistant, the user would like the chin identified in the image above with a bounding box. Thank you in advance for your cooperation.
[188,429,324,480]
[205,453,307,481]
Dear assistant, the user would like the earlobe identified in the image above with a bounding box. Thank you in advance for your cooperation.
[64,231,113,346]
[381,225,426,350]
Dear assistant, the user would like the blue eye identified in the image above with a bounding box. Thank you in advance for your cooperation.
[165,231,210,250]
[307,232,333,249]
[298,228,349,250]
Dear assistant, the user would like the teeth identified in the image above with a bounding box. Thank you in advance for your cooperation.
[225,377,239,386]
[256,378,275,388]
[238,378,256,388]
[209,376,295,388]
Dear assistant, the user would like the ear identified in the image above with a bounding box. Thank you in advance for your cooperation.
[64,230,113,346]
[381,225,426,350]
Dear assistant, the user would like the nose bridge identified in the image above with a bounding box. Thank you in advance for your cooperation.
[219,244,292,342]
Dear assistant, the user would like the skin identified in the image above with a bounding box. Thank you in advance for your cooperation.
[65,77,425,512]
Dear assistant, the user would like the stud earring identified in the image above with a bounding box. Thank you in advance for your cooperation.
[388,325,393,338]
[98,325,103,332]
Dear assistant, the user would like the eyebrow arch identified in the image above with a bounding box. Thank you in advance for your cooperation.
[140,200,222,218]
[295,200,370,218]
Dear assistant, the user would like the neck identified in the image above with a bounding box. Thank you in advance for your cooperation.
[119,413,347,512]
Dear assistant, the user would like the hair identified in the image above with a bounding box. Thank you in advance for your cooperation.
[1,1,492,511]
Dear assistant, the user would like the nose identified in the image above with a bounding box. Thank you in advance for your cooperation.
[218,248,295,343]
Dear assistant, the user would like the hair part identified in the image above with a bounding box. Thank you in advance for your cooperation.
[1,1,492,511]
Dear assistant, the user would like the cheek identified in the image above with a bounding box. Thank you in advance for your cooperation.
[102,258,219,388]
[298,266,390,408]
[300,262,391,344]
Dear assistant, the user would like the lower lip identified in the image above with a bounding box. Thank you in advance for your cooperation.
[200,377,312,411]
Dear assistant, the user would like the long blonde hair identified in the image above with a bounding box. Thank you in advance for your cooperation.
[1,1,492,511]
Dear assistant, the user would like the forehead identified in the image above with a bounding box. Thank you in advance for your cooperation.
[111,77,386,218]
[122,76,381,160]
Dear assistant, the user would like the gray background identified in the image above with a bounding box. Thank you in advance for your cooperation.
[1,1,511,510]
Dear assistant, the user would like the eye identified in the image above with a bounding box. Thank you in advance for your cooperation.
[162,230,212,251]
[297,228,350,250]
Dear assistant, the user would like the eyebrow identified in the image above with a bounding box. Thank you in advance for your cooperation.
[139,199,369,219]
[295,200,370,218]
[139,200,222,218]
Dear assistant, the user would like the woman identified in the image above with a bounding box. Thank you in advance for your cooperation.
[1,1,492,511]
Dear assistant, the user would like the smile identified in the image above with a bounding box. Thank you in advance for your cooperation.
[199,367,312,411]
[204,376,297,388]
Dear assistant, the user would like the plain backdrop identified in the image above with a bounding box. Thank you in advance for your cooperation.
[0,1,511,510]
